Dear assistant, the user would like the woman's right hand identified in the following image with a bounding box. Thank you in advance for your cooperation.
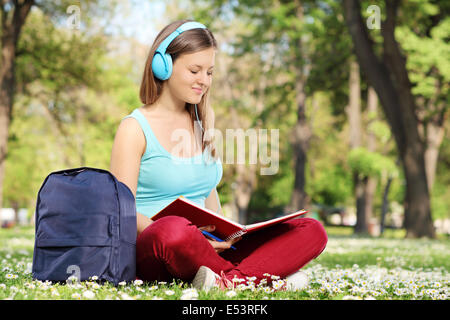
[199,225,242,253]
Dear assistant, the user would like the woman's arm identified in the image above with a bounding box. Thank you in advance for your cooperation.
[204,188,222,215]
[203,189,241,252]
[110,117,153,236]
[136,212,153,235]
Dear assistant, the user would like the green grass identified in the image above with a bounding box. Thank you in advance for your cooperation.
[0,226,448,300]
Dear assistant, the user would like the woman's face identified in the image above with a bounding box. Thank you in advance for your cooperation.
[167,47,215,105]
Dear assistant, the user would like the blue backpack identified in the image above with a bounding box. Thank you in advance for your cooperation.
[32,167,137,285]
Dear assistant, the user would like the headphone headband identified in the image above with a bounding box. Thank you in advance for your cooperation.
[152,21,207,80]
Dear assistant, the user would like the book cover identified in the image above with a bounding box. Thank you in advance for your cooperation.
[151,196,308,240]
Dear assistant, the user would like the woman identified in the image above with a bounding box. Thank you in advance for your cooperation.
[110,19,327,291]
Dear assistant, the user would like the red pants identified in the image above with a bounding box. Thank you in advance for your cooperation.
[136,216,327,283]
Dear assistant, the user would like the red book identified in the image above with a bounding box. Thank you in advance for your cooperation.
[151,196,308,240]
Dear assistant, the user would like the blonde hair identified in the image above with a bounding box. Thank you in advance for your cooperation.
[139,19,218,159]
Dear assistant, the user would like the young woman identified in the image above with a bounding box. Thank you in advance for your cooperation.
[110,19,327,291]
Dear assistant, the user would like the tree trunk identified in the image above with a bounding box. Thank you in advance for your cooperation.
[0,94,10,214]
[354,174,368,234]
[364,176,377,234]
[424,112,445,192]
[228,104,257,225]
[287,2,312,213]
[288,81,310,212]
[233,162,256,224]
[343,0,435,238]
[0,0,34,212]
[0,33,16,215]
[346,59,369,234]
[347,59,362,148]
[380,176,393,235]
[364,87,378,234]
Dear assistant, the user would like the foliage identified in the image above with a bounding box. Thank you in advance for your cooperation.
[347,147,399,178]
[431,132,450,220]
[2,6,139,209]
[396,1,449,105]
[16,10,106,95]
[1,1,449,231]
[307,164,353,207]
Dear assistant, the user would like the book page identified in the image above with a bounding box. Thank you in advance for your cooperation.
[244,210,308,231]
[179,196,244,229]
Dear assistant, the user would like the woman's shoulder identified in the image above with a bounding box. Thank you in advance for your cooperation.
[119,111,143,134]
[120,106,150,130]
[115,110,146,151]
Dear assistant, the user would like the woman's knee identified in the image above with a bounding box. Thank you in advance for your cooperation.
[305,218,328,254]
[291,217,328,252]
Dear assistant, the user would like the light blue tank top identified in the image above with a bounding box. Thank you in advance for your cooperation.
[123,108,223,218]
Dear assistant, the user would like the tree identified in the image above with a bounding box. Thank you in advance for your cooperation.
[3,11,139,213]
[395,1,449,193]
[342,0,439,238]
[187,0,357,222]
[345,58,366,233]
[364,87,379,232]
[0,0,115,214]
[0,0,34,213]
[285,0,313,214]
[203,0,340,216]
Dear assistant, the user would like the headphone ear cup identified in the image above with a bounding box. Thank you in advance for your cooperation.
[164,53,173,80]
[152,52,171,80]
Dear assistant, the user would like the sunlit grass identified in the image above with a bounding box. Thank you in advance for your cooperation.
[0,226,448,300]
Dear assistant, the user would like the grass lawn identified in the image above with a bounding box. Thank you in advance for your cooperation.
[0,225,448,300]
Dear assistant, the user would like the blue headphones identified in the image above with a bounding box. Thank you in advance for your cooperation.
[151,21,207,81]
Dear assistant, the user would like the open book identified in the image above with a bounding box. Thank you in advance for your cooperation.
[151,196,308,241]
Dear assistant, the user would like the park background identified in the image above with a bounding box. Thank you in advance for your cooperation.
[1,0,448,238]
[0,0,449,301]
